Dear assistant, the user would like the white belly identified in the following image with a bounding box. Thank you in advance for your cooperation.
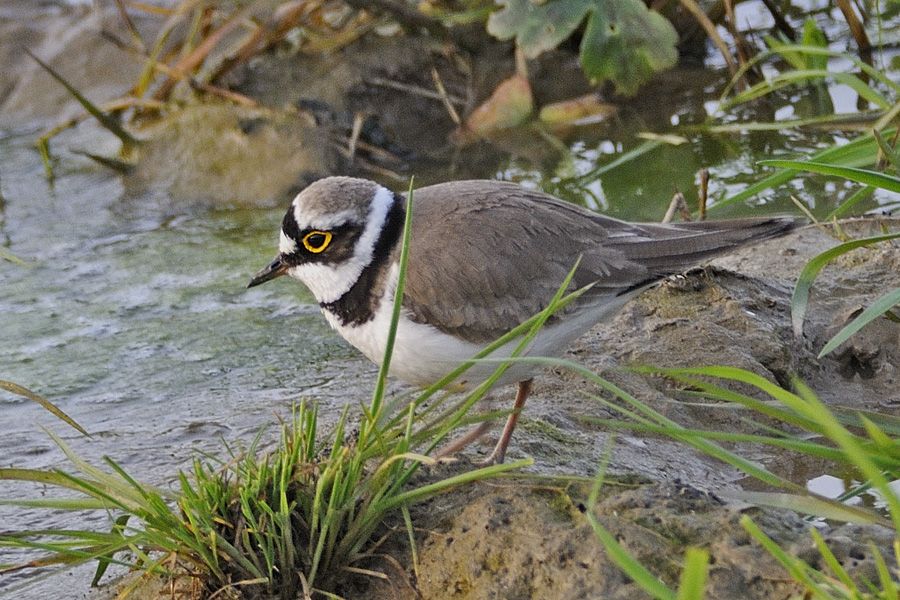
[322,265,635,391]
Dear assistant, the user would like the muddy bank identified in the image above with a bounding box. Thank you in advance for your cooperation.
[344,219,899,599]
[389,478,894,600]
[90,219,899,599]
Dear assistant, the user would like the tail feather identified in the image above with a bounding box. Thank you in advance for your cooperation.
[613,216,802,275]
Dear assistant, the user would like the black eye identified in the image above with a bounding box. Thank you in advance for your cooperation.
[302,230,332,253]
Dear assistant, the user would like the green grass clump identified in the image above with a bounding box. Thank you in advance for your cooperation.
[0,402,527,598]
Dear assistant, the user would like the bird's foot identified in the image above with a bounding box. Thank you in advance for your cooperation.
[433,421,492,461]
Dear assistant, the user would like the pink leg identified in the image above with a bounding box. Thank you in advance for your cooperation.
[433,421,493,460]
[480,379,533,465]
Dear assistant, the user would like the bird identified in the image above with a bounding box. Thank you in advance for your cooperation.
[248,176,798,464]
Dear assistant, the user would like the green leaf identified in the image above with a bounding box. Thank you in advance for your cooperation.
[723,69,891,110]
[487,0,592,58]
[487,0,678,96]
[873,129,900,173]
[823,185,875,221]
[765,19,827,71]
[818,286,900,357]
[578,0,678,95]
[871,542,899,599]
[809,528,855,591]
[757,159,900,192]
[791,233,900,337]
[741,516,822,593]
[574,139,664,182]
[800,20,828,69]
[859,416,896,452]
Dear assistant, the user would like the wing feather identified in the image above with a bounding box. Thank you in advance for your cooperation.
[401,180,797,344]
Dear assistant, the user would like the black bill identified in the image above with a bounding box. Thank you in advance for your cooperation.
[247,255,288,288]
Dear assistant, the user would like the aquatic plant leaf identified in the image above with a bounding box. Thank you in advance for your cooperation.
[578,0,678,95]
[487,0,678,95]
[818,286,900,358]
[487,0,592,59]
[538,94,617,127]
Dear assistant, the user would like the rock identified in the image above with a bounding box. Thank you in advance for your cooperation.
[127,103,335,206]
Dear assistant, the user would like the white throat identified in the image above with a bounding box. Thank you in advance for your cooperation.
[284,185,395,304]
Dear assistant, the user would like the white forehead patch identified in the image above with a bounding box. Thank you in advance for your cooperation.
[292,205,358,232]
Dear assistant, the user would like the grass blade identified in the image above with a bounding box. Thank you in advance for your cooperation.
[740,516,824,596]
[757,159,900,192]
[588,514,676,600]
[818,286,900,357]
[711,129,892,212]
[809,528,855,591]
[0,247,28,266]
[675,547,709,600]
[722,69,891,110]
[874,129,900,173]
[0,380,87,435]
[823,185,875,221]
[727,490,887,525]
[791,232,900,337]
[369,179,414,419]
[24,49,138,146]
[574,140,664,182]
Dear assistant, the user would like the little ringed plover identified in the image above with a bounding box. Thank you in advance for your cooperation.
[249,176,798,463]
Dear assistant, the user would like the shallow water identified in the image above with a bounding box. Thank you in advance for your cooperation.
[1,6,898,596]
[0,127,382,596]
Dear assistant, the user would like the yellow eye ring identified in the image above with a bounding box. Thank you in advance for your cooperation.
[302,230,332,253]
